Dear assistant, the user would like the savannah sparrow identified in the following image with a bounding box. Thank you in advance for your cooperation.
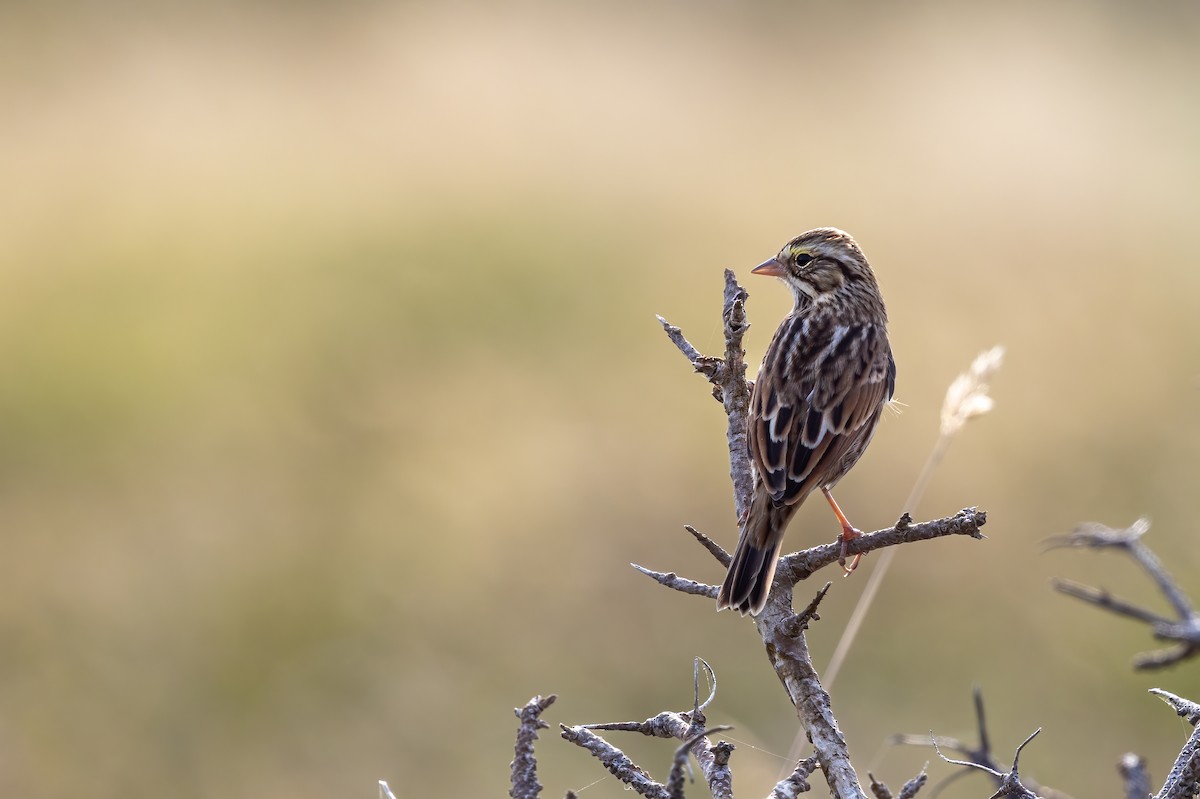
[716,228,896,616]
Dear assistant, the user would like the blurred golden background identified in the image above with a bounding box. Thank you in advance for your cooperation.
[2,1,1199,796]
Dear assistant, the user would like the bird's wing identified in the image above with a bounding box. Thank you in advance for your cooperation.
[751,322,894,506]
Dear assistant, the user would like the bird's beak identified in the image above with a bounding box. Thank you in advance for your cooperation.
[751,258,786,278]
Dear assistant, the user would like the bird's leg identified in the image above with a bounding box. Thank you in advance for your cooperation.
[821,488,863,575]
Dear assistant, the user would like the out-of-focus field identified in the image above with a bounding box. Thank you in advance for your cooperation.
[2,2,1199,797]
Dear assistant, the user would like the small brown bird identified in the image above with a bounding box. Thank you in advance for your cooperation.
[716,228,895,616]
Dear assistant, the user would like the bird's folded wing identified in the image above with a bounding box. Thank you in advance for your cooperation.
[751,323,894,506]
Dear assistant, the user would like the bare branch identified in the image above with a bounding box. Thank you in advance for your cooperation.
[870,771,897,799]
[562,718,736,799]
[870,768,928,799]
[685,525,731,567]
[1151,690,1200,799]
[583,712,690,737]
[667,727,734,799]
[1149,622,1200,650]
[932,729,1044,798]
[776,509,987,586]
[753,590,863,798]
[658,270,754,520]
[894,689,997,778]
[1051,578,1173,625]
[694,657,717,713]
[930,733,1002,778]
[635,510,985,606]
[716,270,754,521]
[782,582,832,638]
[511,694,556,799]
[772,756,819,799]
[896,691,1071,799]
[897,770,930,799]
[560,725,669,799]
[1133,645,1200,671]
[564,660,737,799]
[1010,729,1040,773]
[657,315,707,366]
[973,686,991,759]
[1047,518,1193,618]
[1049,519,1200,670]
[1150,689,1200,726]
[1118,753,1151,799]
[630,564,719,599]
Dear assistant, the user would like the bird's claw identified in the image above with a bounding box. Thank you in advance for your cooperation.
[838,527,864,576]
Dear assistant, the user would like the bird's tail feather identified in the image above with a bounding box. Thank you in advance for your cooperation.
[716,493,793,615]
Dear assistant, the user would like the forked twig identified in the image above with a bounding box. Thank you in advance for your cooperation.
[932,728,1043,798]
[894,689,1071,799]
[1049,519,1200,669]
[561,659,736,799]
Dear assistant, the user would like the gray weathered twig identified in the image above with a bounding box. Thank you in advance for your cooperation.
[633,511,987,604]
[1152,688,1200,726]
[1118,753,1151,799]
[893,689,1072,799]
[932,728,1044,798]
[561,659,736,799]
[869,767,928,799]
[772,755,819,798]
[666,727,735,799]
[1150,690,1200,799]
[776,509,986,585]
[561,715,730,799]
[685,524,731,567]
[560,725,669,799]
[510,694,556,799]
[1049,519,1200,669]
[657,268,753,521]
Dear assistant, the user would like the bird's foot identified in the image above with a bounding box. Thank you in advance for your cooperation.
[838,525,864,576]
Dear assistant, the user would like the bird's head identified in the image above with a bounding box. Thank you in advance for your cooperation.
[752,228,882,318]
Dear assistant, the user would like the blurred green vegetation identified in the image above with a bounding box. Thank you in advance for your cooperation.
[1,1,1199,797]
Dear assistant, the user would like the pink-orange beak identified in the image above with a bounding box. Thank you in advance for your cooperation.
[751,258,786,277]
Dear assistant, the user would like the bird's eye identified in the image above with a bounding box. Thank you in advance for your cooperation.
[794,253,813,267]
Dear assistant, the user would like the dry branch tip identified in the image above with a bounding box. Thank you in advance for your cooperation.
[685,524,731,566]
[631,564,719,599]
[1150,689,1200,726]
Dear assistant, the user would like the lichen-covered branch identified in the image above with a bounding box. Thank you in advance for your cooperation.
[773,755,819,798]
[560,725,669,799]
[510,694,556,799]
[1151,690,1200,799]
[560,660,737,799]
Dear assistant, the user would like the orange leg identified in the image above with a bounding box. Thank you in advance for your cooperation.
[821,488,863,575]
